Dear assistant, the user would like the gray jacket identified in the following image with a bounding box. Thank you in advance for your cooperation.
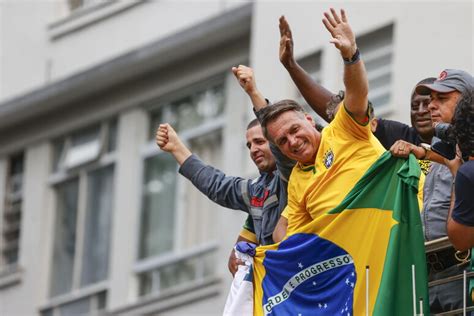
[179,154,288,245]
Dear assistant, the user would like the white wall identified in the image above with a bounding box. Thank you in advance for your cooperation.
[0,142,53,316]
[0,0,250,101]
[47,0,248,80]
[0,1,56,101]
[251,1,473,125]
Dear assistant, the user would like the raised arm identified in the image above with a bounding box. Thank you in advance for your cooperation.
[232,65,296,182]
[156,123,250,211]
[279,15,334,122]
[232,65,267,110]
[322,8,368,122]
[156,123,191,165]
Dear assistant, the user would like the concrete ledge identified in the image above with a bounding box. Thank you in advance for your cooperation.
[109,276,222,315]
[0,266,22,290]
[0,3,252,132]
[48,0,145,41]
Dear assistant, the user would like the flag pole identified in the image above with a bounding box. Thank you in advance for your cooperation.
[463,269,467,316]
[412,264,417,316]
[366,265,369,316]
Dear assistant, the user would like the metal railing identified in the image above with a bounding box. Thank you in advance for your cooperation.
[425,237,473,315]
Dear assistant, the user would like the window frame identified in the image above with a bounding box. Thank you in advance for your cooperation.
[294,50,328,126]
[44,119,117,311]
[135,75,226,298]
[0,152,25,285]
[357,23,395,117]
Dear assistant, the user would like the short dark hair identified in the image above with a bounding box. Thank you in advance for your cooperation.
[326,90,374,121]
[452,92,474,156]
[259,99,306,141]
[326,90,345,120]
[246,118,260,130]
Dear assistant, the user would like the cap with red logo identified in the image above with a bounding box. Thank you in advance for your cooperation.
[415,69,473,96]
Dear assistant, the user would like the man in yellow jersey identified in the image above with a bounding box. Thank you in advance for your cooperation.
[258,8,386,235]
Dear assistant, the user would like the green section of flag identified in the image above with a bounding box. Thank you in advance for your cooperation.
[328,152,429,315]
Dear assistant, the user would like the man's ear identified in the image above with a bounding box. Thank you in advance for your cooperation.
[370,118,378,133]
[304,113,316,127]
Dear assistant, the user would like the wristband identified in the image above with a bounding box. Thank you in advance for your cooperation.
[343,48,361,65]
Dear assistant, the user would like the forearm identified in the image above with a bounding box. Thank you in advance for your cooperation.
[171,142,192,165]
[343,56,369,120]
[285,62,333,122]
[425,150,446,165]
[179,155,247,210]
[247,89,267,111]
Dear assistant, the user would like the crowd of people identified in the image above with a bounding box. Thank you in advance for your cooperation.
[156,8,473,315]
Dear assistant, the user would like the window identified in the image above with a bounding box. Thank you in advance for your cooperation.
[41,291,107,316]
[0,153,24,275]
[137,80,225,297]
[139,154,177,259]
[46,119,116,313]
[297,51,323,86]
[295,51,327,125]
[357,24,394,110]
[149,83,225,136]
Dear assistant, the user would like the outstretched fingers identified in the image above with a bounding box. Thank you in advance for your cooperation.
[323,11,337,29]
[340,8,348,23]
[279,15,292,38]
[278,15,286,36]
[330,8,341,24]
[322,15,336,37]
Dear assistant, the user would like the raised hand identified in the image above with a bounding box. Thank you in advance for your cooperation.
[156,123,192,165]
[232,65,258,96]
[322,8,356,59]
[232,65,267,109]
[279,15,295,69]
[156,123,180,153]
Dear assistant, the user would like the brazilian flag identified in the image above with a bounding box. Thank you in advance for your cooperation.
[253,153,429,315]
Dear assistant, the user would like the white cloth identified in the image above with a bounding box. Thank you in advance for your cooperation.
[223,249,254,316]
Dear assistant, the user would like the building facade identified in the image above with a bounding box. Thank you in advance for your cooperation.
[0,1,472,315]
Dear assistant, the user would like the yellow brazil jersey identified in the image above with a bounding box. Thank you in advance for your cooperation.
[285,103,386,234]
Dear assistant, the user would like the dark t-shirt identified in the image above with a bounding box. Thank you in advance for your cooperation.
[452,160,474,226]
[374,118,421,150]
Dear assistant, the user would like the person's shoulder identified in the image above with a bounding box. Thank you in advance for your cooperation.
[458,160,474,179]
[378,118,410,129]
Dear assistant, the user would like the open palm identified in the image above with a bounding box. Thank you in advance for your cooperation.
[322,8,356,58]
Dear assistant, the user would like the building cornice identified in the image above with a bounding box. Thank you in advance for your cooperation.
[0,3,252,131]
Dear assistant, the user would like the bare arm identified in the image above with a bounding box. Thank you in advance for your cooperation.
[279,15,334,122]
[445,153,474,251]
[446,184,474,251]
[232,65,296,182]
[389,140,446,164]
[322,8,368,122]
[272,216,288,243]
[156,123,192,165]
[447,217,474,251]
